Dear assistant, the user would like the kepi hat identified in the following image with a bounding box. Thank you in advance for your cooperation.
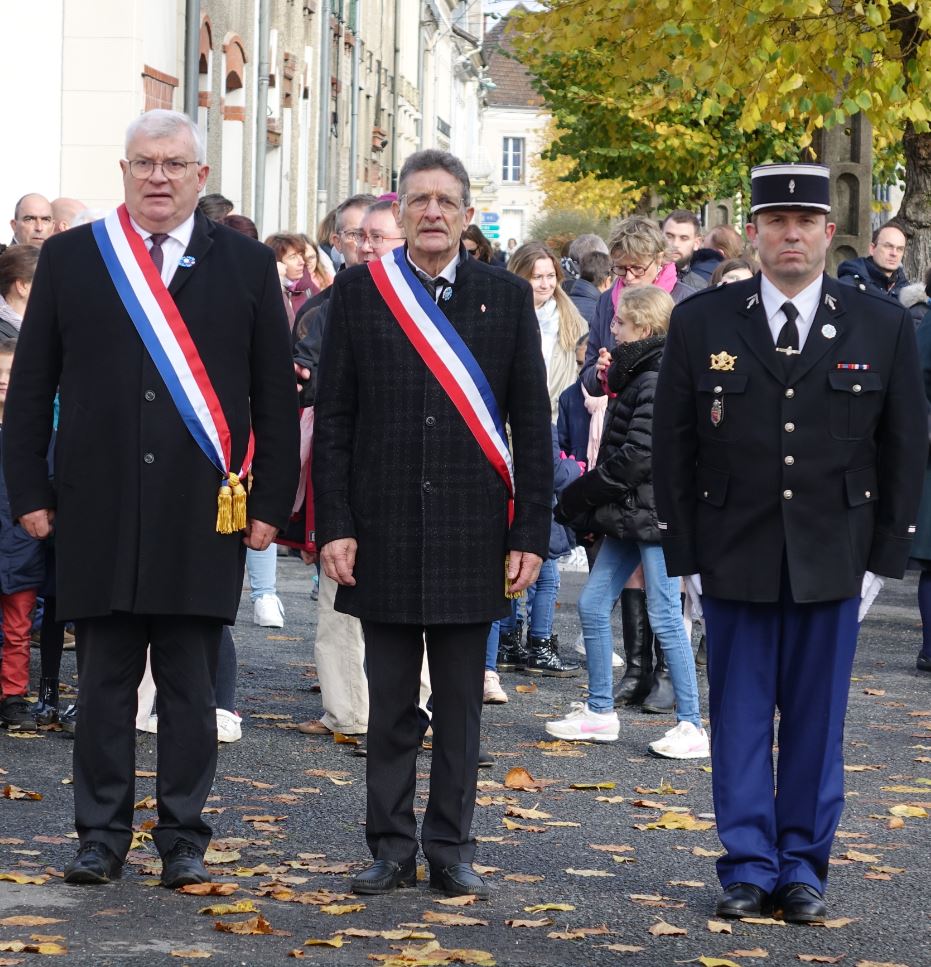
[750,163,831,215]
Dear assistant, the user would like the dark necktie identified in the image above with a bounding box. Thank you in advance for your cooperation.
[148,233,169,275]
[776,301,800,375]
[416,271,448,303]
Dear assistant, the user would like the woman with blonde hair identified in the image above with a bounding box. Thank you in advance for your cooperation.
[509,242,587,419]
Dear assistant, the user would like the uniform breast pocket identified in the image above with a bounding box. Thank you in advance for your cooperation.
[827,371,883,441]
[697,372,749,442]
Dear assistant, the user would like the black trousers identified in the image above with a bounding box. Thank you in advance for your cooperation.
[73,613,222,859]
[361,620,488,868]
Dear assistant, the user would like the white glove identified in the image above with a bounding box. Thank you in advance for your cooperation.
[858,570,884,623]
[684,574,703,619]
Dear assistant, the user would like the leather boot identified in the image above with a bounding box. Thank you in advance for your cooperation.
[525,634,580,677]
[33,677,60,727]
[496,619,526,672]
[641,639,676,713]
[613,589,654,706]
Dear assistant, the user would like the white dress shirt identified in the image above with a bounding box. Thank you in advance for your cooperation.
[407,250,459,303]
[129,212,196,288]
[759,273,823,351]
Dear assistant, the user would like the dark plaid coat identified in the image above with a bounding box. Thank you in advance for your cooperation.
[312,248,553,624]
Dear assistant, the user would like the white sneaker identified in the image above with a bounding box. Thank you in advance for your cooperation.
[483,669,508,704]
[253,594,284,628]
[545,702,619,743]
[216,708,243,743]
[647,720,710,759]
[572,633,624,668]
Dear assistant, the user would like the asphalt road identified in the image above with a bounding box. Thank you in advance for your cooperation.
[1,555,930,966]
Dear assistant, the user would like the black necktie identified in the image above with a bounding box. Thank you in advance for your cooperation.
[416,272,448,303]
[777,301,800,353]
[149,233,169,275]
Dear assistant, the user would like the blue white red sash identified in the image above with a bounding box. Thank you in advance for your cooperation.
[367,247,515,520]
[92,204,252,532]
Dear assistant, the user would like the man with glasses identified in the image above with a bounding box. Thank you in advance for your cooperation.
[4,109,299,890]
[9,194,54,248]
[838,222,911,300]
[313,149,551,899]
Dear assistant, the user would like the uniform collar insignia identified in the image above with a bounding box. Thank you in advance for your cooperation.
[745,293,760,309]
[824,292,837,310]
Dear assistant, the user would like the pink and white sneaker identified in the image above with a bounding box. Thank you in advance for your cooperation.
[647,720,709,759]
[545,702,619,743]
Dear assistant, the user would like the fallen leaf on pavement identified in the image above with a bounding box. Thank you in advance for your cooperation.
[797,956,844,964]
[648,919,686,937]
[570,782,616,790]
[841,850,879,863]
[881,785,928,794]
[0,873,49,885]
[739,917,786,926]
[214,914,286,936]
[887,817,906,830]
[503,767,546,791]
[204,849,240,865]
[368,941,495,966]
[854,962,912,967]
[634,782,687,795]
[595,796,625,804]
[503,873,543,883]
[863,688,885,696]
[421,911,488,926]
[844,764,882,772]
[514,683,537,694]
[726,949,769,958]
[599,944,644,953]
[628,894,685,908]
[502,817,545,833]
[170,951,211,959]
[643,812,714,831]
[817,918,857,929]
[589,844,635,854]
[198,901,257,916]
[338,929,435,940]
[320,904,365,915]
[0,918,62,927]
[2,786,42,801]
[505,806,551,820]
[303,936,346,948]
[698,959,741,967]
[565,868,615,877]
[178,882,238,896]
[0,942,67,955]
[525,903,574,913]
[505,918,552,928]
[333,733,359,746]
[435,896,476,907]
[707,921,733,934]
[669,880,704,888]
[548,926,611,940]
[693,846,724,857]
[888,804,927,818]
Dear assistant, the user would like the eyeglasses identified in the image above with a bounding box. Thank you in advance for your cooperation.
[611,258,656,279]
[126,159,200,180]
[360,232,405,246]
[340,229,366,244]
[401,193,464,214]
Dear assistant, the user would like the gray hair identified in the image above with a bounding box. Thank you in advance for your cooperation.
[398,150,471,207]
[125,109,206,164]
[568,233,608,262]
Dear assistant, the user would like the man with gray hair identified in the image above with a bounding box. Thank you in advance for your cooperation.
[9,194,54,248]
[313,148,552,899]
[4,108,299,890]
[563,233,609,295]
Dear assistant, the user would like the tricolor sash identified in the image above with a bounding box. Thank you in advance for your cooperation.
[92,205,253,533]
[368,248,520,595]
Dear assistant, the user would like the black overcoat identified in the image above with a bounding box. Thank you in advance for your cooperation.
[653,273,926,603]
[2,212,301,623]
[312,248,553,624]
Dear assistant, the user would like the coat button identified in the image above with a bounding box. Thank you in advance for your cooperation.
[144,390,156,401]
[714,385,723,393]
[865,490,871,498]
[784,422,795,432]
[785,455,795,465]
[425,416,436,427]
[422,481,432,493]
[852,383,862,393]
[783,489,793,499]
[703,491,709,498]
[785,388,795,398]
[143,452,155,464]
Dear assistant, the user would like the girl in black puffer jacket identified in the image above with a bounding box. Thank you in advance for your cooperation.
[548,287,706,759]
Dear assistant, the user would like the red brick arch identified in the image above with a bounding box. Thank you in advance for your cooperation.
[223,34,247,94]
[199,17,212,74]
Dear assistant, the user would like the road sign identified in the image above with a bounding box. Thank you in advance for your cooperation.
[485,230,500,240]
[480,212,499,225]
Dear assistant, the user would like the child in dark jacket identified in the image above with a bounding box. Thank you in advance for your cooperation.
[0,337,48,731]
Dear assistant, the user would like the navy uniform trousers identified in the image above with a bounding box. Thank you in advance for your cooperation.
[702,576,859,894]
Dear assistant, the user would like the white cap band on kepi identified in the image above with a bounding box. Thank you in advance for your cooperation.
[750,163,831,214]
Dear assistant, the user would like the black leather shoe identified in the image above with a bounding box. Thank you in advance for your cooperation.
[351,858,417,894]
[429,862,489,899]
[715,882,769,918]
[917,652,931,673]
[772,882,826,924]
[64,841,123,884]
[160,839,211,888]
[478,747,494,768]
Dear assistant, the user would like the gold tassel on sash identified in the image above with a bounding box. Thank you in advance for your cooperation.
[504,558,523,600]
[216,472,248,534]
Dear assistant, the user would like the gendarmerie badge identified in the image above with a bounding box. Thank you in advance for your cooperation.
[711,398,724,427]
[821,323,836,339]
[710,351,737,371]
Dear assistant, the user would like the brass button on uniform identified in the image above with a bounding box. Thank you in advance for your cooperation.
[785,422,795,432]
[784,455,795,466]
[783,489,793,499]
[785,388,795,398]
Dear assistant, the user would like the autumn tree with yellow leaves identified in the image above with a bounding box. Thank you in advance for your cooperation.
[514,0,931,277]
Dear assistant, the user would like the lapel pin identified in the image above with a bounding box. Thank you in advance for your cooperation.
[822,323,837,339]
[824,293,837,310]
[442,287,453,302]
[178,255,196,268]
[745,294,759,309]
[710,351,737,371]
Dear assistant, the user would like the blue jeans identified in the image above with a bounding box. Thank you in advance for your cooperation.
[485,621,500,671]
[577,537,700,723]
[246,545,278,602]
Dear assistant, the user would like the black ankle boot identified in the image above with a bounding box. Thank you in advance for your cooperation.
[525,634,580,677]
[496,619,527,672]
[641,640,676,713]
[33,677,60,726]
[613,589,654,706]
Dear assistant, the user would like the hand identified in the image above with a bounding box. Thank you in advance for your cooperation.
[321,538,358,586]
[595,347,612,378]
[243,518,278,550]
[507,550,543,594]
[684,573,703,619]
[19,509,55,539]
[300,550,316,566]
[294,361,311,393]
[858,570,884,623]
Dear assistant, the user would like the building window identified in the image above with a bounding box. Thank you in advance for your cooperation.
[502,137,524,183]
